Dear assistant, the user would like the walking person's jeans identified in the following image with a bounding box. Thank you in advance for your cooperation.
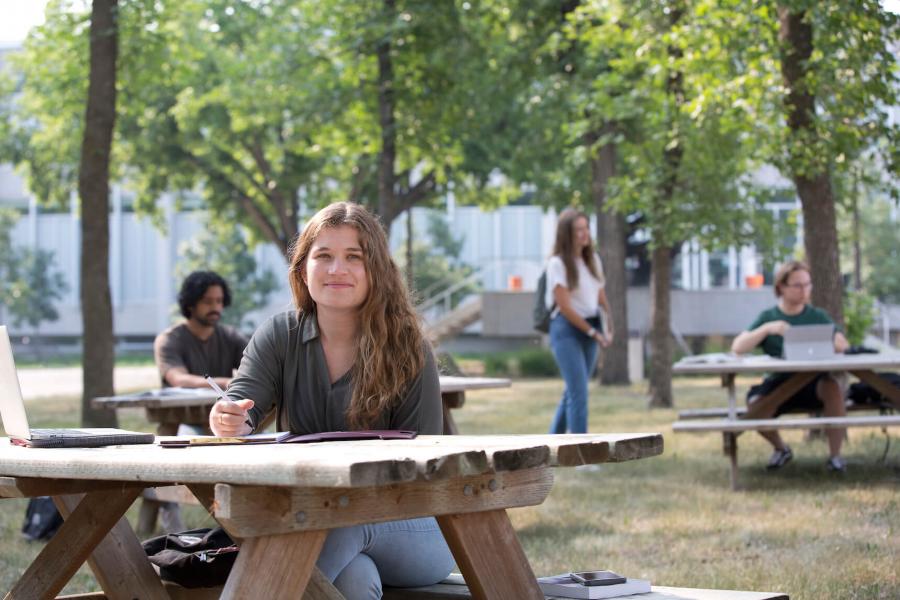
[316,517,455,600]
[549,314,600,434]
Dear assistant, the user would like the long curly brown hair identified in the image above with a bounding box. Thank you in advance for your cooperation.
[288,202,426,429]
[552,208,602,289]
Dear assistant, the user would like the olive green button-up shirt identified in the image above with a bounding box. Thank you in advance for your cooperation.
[226,310,442,435]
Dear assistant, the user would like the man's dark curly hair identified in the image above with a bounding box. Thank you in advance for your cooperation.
[178,271,231,319]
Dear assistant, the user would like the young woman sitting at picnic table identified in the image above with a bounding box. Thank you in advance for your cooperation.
[209,201,454,599]
[730,259,850,472]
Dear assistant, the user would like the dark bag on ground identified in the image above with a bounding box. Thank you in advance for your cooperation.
[142,527,238,588]
[847,372,900,408]
[21,496,63,541]
[534,271,555,333]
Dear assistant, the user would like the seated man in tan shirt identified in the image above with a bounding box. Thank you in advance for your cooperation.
[154,271,248,390]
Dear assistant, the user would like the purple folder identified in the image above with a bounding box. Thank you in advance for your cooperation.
[275,430,418,443]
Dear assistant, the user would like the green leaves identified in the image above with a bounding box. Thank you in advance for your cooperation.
[0,209,69,329]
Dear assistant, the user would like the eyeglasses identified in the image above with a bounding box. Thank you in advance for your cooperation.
[783,282,813,290]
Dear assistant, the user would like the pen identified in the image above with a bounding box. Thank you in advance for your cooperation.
[204,374,253,429]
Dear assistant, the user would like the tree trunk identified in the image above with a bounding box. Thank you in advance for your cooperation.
[376,0,397,226]
[852,189,861,290]
[590,124,630,384]
[647,244,673,407]
[79,0,118,427]
[778,6,844,325]
[647,1,684,408]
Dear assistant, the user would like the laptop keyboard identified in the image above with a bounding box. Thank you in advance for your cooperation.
[30,428,94,437]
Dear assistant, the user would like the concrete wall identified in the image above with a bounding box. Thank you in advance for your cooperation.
[480,287,777,338]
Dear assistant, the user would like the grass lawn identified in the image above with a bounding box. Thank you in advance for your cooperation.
[1,375,898,599]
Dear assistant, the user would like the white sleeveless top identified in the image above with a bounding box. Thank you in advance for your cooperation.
[544,253,605,319]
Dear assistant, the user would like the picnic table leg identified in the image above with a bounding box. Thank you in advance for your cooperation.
[184,483,343,600]
[220,529,328,600]
[54,492,170,600]
[723,432,739,491]
[722,373,737,420]
[437,509,543,600]
[441,391,465,435]
[7,487,165,600]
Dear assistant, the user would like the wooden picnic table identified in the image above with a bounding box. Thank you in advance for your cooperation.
[92,376,512,535]
[672,353,900,419]
[92,375,512,437]
[672,353,900,489]
[0,432,662,599]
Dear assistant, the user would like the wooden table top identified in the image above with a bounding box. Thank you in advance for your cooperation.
[0,433,662,489]
[672,352,900,375]
[437,376,511,393]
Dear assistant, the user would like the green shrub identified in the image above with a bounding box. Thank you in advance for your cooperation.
[479,348,558,377]
[517,348,559,377]
[844,290,876,346]
[484,353,512,376]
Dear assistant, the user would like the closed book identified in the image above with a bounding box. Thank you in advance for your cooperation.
[537,575,651,599]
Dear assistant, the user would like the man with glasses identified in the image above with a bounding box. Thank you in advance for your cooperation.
[731,260,850,472]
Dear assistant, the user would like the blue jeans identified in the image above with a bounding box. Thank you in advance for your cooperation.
[316,517,455,600]
[549,314,600,434]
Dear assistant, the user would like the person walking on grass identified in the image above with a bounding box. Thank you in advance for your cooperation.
[544,208,614,434]
[731,260,850,472]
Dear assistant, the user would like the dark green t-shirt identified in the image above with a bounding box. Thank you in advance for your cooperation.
[747,304,835,358]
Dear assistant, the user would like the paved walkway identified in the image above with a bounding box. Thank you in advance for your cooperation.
[18,365,160,400]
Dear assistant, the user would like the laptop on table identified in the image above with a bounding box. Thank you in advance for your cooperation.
[782,323,838,361]
[0,326,155,448]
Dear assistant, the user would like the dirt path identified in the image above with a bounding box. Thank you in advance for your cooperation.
[17,365,161,400]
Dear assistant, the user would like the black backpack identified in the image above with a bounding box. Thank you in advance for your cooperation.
[533,270,555,333]
[847,372,900,407]
[142,527,239,588]
[21,496,63,542]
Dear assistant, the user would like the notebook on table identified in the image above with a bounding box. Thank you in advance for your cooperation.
[159,429,418,447]
[782,323,838,361]
[0,326,155,448]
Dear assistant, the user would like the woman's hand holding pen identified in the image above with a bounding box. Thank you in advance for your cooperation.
[209,398,255,436]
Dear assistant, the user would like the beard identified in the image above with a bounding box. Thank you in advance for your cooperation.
[193,312,221,327]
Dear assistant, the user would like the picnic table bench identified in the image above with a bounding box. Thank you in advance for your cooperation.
[672,353,900,489]
[58,582,790,600]
[1,432,662,599]
[381,582,788,599]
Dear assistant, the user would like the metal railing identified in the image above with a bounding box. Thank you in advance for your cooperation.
[416,259,542,323]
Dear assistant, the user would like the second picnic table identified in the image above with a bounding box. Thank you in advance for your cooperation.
[92,375,512,437]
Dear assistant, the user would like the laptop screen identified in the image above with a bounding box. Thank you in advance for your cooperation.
[0,326,33,439]
[782,323,836,360]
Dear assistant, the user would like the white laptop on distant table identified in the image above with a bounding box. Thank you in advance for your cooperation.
[782,323,838,361]
[0,326,155,448]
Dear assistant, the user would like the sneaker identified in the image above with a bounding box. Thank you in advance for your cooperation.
[826,456,847,472]
[574,464,603,473]
[766,446,793,470]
